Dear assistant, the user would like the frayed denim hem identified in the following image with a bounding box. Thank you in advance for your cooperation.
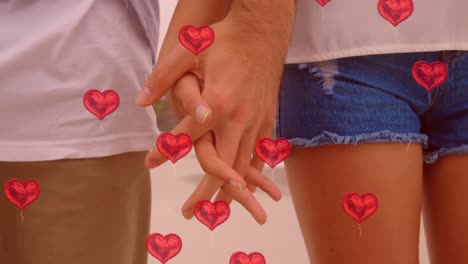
[424,144,468,164]
[288,130,429,149]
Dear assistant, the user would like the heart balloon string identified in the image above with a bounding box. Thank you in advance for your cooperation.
[172,162,177,178]
[270,168,278,184]
[255,137,292,185]
[411,60,448,105]
[314,0,331,19]
[194,56,200,70]
[193,200,230,254]
[99,121,104,134]
[316,0,332,7]
[393,28,399,41]
[378,0,414,27]
[178,25,215,69]
[4,179,41,223]
[209,231,215,249]
[156,132,193,177]
[342,192,379,238]
[268,167,286,186]
[146,232,182,264]
[194,200,231,231]
[255,137,292,168]
[427,93,433,105]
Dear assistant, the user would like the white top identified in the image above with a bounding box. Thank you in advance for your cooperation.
[287,0,468,63]
[0,0,158,161]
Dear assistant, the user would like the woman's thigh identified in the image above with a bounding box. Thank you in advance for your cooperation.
[423,154,468,264]
[286,143,423,264]
[277,53,443,263]
[421,51,468,264]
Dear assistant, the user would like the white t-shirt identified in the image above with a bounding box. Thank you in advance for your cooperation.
[0,0,159,161]
[287,0,468,63]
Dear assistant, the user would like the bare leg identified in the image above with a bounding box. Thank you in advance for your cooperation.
[285,143,422,264]
[423,154,468,264]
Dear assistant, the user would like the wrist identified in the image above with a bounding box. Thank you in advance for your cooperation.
[157,0,233,63]
[229,0,295,28]
[225,0,295,53]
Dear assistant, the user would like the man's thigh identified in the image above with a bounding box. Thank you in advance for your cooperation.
[0,151,151,264]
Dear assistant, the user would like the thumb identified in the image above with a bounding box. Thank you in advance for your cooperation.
[136,43,195,106]
[172,73,212,124]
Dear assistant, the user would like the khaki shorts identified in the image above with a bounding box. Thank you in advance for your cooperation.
[0,152,151,264]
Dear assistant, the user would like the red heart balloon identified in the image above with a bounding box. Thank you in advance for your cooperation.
[412,61,448,92]
[377,0,414,27]
[255,137,291,168]
[194,200,230,231]
[4,179,40,210]
[316,0,332,7]
[146,233,182,264]
[342,193,378,223]
[156,132,193,163]
[83,89,120,120]
[178,25,215,56]
[230,252,266,264]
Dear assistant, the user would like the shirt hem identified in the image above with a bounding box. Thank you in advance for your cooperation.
[285,43,468,64]
[0,132,158,162]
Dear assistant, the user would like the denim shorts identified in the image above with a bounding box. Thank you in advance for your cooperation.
[277,51,468,163]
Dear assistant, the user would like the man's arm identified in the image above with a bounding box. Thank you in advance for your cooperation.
[157,0,232,63]
[228,0,296,62]
[207,0,296,96]
[139,0,297,225]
